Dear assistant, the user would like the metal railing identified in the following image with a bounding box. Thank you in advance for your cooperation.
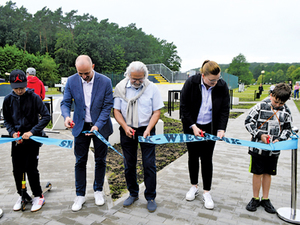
[146,64,173,82]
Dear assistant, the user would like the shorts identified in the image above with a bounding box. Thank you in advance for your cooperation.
[249,154,278,175]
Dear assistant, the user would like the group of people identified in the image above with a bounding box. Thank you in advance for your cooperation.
[2,55,293,217]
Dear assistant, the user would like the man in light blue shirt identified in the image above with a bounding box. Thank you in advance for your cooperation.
[113,61,164,212]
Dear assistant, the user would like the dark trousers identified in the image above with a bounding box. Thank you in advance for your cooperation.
[11,140,42,197]
[74,123,108,196]
[120,126,156,200]
[186,123,216,191]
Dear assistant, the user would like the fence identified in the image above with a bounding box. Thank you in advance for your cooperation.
[173,71,189,82]
[104,66,238,89]
[221,72,238,90]
[146,64,173,82]
[104,73,125,87]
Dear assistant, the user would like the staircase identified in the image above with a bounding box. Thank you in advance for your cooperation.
[148,74,169,84]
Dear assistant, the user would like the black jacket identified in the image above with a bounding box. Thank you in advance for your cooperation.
[180,74,230,135]
[3,89,50,137]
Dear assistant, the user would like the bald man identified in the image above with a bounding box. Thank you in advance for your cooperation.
[61,55,113,211]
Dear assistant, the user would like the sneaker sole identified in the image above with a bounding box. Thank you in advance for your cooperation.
[95,201,105,206]
[148,208,157,213]
[203,197,214,209]
[72,201,85,212]
[186,192,199,201]
[31,201,45,212]
[246,207,257,212]
[261,205,276,214]
[123,197,139,207]
[204,204,214,210]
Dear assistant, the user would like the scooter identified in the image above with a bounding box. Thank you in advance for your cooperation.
[21,173,52,211]
[1,132,52,211]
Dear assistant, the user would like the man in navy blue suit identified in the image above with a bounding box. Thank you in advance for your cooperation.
[61,55,113,212]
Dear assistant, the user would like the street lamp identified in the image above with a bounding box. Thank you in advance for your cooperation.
[261,70,265,84]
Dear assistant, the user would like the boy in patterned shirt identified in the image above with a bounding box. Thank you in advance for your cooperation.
[245,83,292,214]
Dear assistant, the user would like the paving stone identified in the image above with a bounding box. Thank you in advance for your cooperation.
[0,100,299,224]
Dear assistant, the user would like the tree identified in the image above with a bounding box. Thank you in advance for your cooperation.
[74,19,120,73]
[54,29,77,77]
[291,67,300,81]
[34,7,57,54]
[118,23,181,71]
[251,64,266,80]
[0,44,25,74]
[227,53,251,84]
[0,2,182,76]
[36,53,59,86]
[159,40,181,71]
[286,65,296,81]
[275,69,286,83]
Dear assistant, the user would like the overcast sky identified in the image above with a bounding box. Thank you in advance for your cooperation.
[6,0,300,72]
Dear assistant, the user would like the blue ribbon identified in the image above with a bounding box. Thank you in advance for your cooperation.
[82,130,124,158]
[138,133,298,151]
[0,136,73,149]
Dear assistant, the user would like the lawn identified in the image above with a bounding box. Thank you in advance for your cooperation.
[46,87,61,95]
[231,84,272,101]
[46,84,272,101]
[294,99,300,112]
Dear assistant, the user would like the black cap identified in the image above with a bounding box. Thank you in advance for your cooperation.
[9,70,27,89]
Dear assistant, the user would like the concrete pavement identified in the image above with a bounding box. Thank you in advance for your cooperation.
[0,99,299,224]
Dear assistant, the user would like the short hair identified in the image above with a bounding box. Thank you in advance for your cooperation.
[200,60,221,76]
[75,55,93,66]
[125,61,148,79]
[271,83,291,102]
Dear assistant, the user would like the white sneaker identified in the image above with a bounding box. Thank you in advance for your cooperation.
[31,195,45,212]
[13,196,22,211]
[72,196,85,212]
[186,186,199,201]
[94,191,105,206]
[203,192,214,209]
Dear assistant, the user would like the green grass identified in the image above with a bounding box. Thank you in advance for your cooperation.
[232,84,270,101]
[46,87,61,95]
[46,84,270,101]
[232,103,256,109]
[294,100,300,112]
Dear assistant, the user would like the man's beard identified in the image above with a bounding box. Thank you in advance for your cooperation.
[131,83,142,88]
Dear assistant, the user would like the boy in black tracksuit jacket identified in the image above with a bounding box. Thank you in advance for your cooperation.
[3,70,50,212]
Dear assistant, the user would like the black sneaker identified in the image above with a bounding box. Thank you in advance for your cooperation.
[260,199,277,214]
[246,198,260,211]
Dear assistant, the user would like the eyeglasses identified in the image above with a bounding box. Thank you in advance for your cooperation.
[131,78,145,82]
[206,75,222,83]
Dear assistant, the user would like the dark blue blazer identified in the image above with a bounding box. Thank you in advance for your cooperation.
[60,72,113,138]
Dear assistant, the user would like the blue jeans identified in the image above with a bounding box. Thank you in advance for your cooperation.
[120,126,156,200]
[74,123,108,196]
[294,90,299,99]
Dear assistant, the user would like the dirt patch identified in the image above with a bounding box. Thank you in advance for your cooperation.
[106,109,243,200]
[106,119,187,200]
